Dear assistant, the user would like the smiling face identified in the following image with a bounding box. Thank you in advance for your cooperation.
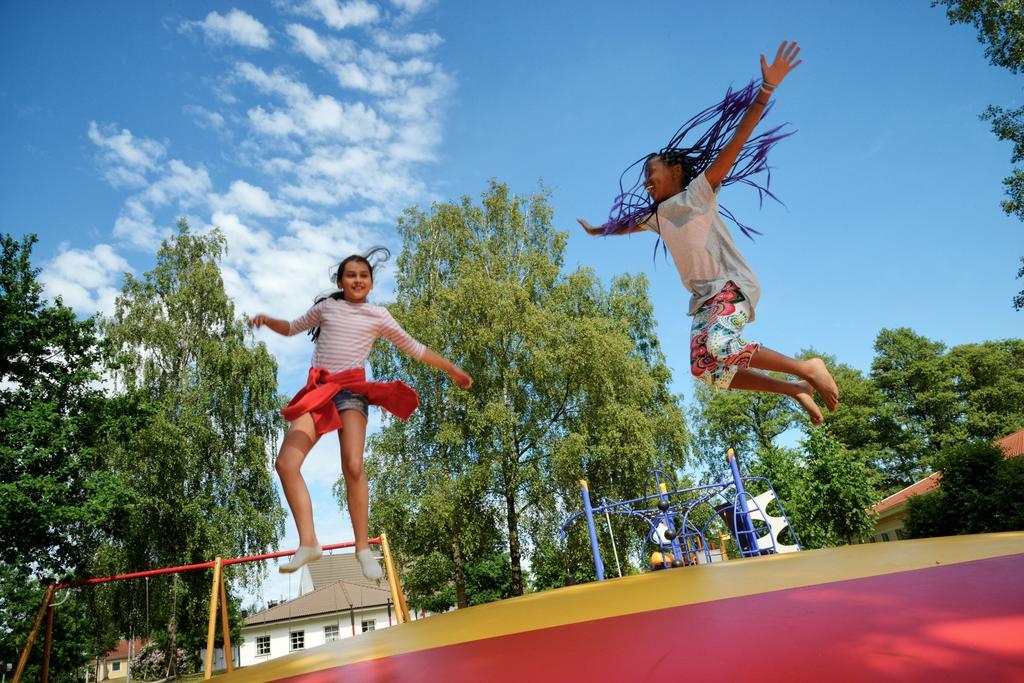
[644,155,686,203]
[338,258,373,303]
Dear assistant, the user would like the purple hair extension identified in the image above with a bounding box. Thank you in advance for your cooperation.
[603,79,794,241]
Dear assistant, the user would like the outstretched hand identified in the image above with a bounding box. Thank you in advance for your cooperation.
[249,313,271,328]
[761,40,801,87]
[577,218,602,236]
[449,366,473,389]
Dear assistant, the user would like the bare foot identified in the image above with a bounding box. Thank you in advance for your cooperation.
[793,380,824,425]
[803,357,839,412]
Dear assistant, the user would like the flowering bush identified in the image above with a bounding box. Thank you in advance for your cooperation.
[129,642,190,680]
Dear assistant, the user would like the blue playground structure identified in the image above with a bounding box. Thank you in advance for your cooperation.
[561,449,801,580]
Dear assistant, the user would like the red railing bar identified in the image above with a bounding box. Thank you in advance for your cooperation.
[55,538,380,589]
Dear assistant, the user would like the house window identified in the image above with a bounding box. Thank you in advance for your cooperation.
[361,619,376,633]
[256,635,271,656]
[112,661,121,672]
[324,624,340,642]
[290,630,305,651]
[881,532,891,542]
[895,529,905,540]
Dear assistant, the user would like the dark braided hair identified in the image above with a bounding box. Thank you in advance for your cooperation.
[308,246,391,342]
[603,79,793,244]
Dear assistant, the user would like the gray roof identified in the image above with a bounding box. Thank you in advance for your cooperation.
[305,551,383,589]
[245,579,392,626]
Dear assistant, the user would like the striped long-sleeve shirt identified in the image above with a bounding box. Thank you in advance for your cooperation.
[288,298,426,373]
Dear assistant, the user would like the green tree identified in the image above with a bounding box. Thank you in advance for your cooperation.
[946,339,1024,440]
[791,428,876,548]
[905,440,1024,537]
[368,182,687,601]
[0,233,139,678]
[933,0,1024,307]
[101,221,284,670]
[870,328,961,486]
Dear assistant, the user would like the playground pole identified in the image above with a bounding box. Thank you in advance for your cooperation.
[603,506,623,578]
[727,449,758,557]
[40,602,54,683]
[579,480,605,581]
[381,532,410,623]
[218,570,233,673]
[204,558,222,679]
[12,583,55,683]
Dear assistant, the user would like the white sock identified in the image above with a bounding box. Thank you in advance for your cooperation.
[279,545,323,574]
[357,549,383,580]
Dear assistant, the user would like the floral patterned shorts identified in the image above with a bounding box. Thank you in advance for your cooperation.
[690,281,760,389]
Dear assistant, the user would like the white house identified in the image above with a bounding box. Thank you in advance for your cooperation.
[238,552,418,668]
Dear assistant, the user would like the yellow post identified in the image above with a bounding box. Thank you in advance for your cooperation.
[218,568,233,673]
[204,558,222,679]
[379,533,410,623]
[41,601,55,683]
[13,583,56,683]
[719,532,730,561]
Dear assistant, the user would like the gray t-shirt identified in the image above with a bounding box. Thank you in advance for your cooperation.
[640,171,761,320]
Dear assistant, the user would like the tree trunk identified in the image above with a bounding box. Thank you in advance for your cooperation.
[505,489,523,596]
[452,535,468,609]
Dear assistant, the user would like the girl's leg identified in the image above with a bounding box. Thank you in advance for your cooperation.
[745,347,839,411]
[339,409,382,580]
[275,413,324,573]
[338,409,370,549]
[729,368,824,425]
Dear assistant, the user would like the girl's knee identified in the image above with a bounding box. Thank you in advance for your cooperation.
[343,457,365,482]
[275,454,300,477]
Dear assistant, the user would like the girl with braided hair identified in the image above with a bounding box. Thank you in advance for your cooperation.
[250,247,472,578]
[578,41,838,424]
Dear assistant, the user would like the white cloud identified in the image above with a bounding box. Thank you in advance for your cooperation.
[237,63,392,143]
[188,9,273,49]
[373,30,441,53]
[286,23,335,62]
[388,0,432,16]
[141,159,212,208]
[87,121,166,189]
[308,0,380,30]
[211,180,282,217]
[112,202,166,251]
[41,243,132,315]
[183,104,226,130]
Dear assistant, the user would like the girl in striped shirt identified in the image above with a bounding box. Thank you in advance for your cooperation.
[251,248,472,579]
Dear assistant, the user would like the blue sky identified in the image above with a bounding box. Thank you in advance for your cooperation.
[3,1,1022,602]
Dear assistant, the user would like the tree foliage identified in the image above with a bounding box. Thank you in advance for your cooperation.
[905,441,1024,537]
[691,324,1024,544]
[100,220,284,667]
[0,233,137,678]
[789,428,876,548]
[367,182,687,605]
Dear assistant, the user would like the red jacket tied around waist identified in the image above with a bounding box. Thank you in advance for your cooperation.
[281,367,419,436]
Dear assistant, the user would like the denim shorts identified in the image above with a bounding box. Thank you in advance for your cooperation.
[332,389,369,418]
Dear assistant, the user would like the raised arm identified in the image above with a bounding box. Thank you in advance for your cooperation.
[705,41,802,191]
[419,348,473,389]
[249,313,291,336]
[379,311,473,389]
[576,218,647,236]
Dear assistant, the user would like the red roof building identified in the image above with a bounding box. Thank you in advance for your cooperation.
[91,638,145,681]
[869,428,1024,542]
